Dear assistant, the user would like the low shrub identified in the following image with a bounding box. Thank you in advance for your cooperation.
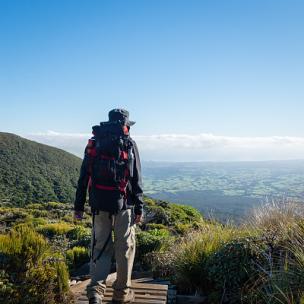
[44,202,69,210]
[37,222,74,238]
[25,203,45,210]
[66,246,90,271]
[67,225,90,240]
[143,199,203,229]
[0,207,30,227]
[169,203,203,225]
[174,223,193,235]
[136,228,173,263]
[27,209,48,218]
[29,217,47,226]
[67,225,91,248]
[145,223,168,230]
[144,204,171,225]
[144,251,176,279]
[207,237,267,303]
[0,225,71,304]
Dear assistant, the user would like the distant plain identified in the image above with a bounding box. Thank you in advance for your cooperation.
[142,160,304,223]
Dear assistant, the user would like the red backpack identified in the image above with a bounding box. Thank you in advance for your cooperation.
[85,121,134,203]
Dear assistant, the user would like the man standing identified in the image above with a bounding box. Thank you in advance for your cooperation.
[74,109,144,304]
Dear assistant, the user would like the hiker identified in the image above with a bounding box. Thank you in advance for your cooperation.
[74,108,144,304]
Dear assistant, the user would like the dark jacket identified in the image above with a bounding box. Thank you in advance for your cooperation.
[74,137,144,215]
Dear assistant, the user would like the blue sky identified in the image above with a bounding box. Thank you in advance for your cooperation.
[1,0,304,160]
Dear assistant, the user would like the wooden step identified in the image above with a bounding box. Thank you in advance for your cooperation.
[71,278,168,304]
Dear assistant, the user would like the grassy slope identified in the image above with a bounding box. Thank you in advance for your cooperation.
[0,132,82,204]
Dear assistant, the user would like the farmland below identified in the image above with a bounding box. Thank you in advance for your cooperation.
[142,160,304,222]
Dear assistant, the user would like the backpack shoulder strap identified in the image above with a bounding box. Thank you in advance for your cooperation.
[85,137,97,157]
[85,135,98,179]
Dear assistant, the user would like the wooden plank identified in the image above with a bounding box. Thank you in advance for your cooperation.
[80,296,166,303]
[104,290,167,298]
[135,295,167,301]
[133,277,155,283]
[127,282,168,290]
[102,297,166,304]
[102,293,167,301]
[73,278,169,304]
[105,288,167,296]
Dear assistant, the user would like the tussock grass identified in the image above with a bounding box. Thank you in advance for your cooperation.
[241,201,304,304]
[247,200,304,238]
[150,201,304,303]
[172,223,244,294]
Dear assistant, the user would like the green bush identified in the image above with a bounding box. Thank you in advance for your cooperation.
[67,225,90,239]
[0,269,16,300]
[0,207,30,227]
[145,204,170,225]
[169,203,203,225]
[207,237,267,303]
[45,202,68,210]
[136,228,172,263]
[174,223,193,235]
[145,223,168,230]
[143,199,203,228]
[66,246,90,271]
[37,222,74,238]
[27,209,48,218]
[0,225,71,304]
[25,203,45,210]
[67,225,91,248]
[29,217,47,226]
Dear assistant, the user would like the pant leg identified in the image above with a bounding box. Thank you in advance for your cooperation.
[86,211,114,300]
[112,209,136,298]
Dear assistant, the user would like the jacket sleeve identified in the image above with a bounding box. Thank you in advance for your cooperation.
[130,140,144,215]
[74,148,90,211]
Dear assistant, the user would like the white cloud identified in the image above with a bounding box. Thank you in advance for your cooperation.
[25,131,304,161]
[26,131,90,157]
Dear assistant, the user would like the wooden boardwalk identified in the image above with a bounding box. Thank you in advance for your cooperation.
[71,275,168,304]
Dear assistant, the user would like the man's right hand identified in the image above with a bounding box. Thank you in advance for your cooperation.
[134,214,143,224]
[74,211,84,221]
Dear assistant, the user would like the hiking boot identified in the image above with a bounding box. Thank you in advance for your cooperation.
[89,296,102,304]
[112,289,135,303]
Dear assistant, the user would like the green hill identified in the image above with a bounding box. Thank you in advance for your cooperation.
[0,132,82,205]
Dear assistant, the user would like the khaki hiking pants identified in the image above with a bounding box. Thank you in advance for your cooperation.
[86,209,136,301]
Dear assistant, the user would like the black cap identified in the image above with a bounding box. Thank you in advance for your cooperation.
[108,108,136,126]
